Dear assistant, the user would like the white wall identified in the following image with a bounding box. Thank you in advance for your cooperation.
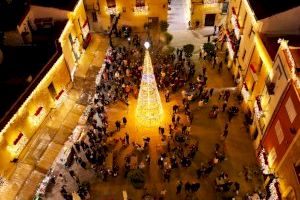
[260,6,300,34]
[261,52,290,134]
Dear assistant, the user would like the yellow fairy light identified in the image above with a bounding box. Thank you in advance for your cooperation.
[135,50,164,127]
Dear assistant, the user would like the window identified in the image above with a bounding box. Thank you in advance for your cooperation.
[242,12,247,27]
[136,0,145,7]
[285,97,297,123]
[275,65,282,80]
[92,11,97,22]
[251,81,256,92]
[257,58,262,73]
[248,25,253,38]
[275,120,284,144]
[268,147,277,167]
[48,82,56,99]
[106,0,116,8]
[242,49,246,61]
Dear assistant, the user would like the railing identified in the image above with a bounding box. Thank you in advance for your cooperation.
[133,5,149,15]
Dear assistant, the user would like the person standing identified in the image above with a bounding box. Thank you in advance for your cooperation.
[221,128,229,141]
[125,132,130,145]
[176,180,183,194]
[185,181,191,193]
[209,88,214,96]
[182,125,187,135]
[224,122,229,131]
[161,127,165,136]
[122,117,127,126]
[115,120,121,131]
[222,101,227,112]
[165,89,170,102]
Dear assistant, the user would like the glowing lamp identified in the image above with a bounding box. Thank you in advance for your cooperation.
[144,41,150,49]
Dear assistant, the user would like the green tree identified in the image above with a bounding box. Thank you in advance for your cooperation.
[162,45,175,56]
[203,42,216,59]
[164,32,173,45]
[127,169,146,189]
[159,20,169,32]
[183,44,195,58]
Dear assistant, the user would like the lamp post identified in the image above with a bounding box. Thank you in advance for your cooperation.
[127,37,131,49]
[144,41,150,49]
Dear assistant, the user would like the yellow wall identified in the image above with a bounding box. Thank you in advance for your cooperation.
[0,55,71,176]
[191,3,222,27]
[93,0,168,31]
[59,0,88,77]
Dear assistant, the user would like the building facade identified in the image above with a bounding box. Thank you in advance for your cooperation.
[0,0,88,178]
[84,0,168,32]
[224,0,300,198]
[190,0,228,28]
[225,0,300,148]
[261,43,300,199]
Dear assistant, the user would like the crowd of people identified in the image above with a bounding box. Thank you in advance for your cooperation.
[38,30,266,200]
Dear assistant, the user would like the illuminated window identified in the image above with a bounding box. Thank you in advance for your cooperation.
[106,0,116,8]
[275,120,284,144]
[285,97,297,123]
[136,0,145,7]
[268,147,277,167]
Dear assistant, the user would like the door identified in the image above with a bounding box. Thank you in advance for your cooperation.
[48,82,57,99]
[205,14,216,26]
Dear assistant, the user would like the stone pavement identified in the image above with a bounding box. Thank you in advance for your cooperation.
[88,39,264,199]
[1,29,264,199]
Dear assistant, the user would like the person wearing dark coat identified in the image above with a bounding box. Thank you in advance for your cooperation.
[191,182,200,193]
[185,181,191,192]
[122,117,127,126]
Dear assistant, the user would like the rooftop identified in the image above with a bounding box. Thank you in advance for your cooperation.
[260,33,300,60]
[0,18,66,123]
[0,0,30,31]
[248,0,300,20]
[30,0,79,11]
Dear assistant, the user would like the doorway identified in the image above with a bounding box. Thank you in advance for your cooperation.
[204,14,216,26]
[48,82,57,99]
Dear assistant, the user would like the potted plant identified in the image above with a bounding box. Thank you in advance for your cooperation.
[183,44,195,58]
[159,20,169,32]
[203,42,216,60]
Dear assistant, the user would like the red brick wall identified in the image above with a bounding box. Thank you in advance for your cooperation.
[262,84,300,168]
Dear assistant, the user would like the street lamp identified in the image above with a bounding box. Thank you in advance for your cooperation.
[144,41,150,49]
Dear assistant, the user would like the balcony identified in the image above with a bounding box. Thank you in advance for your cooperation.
[106,6,118,15]
[133,5,149,15]
[230,7,241,39]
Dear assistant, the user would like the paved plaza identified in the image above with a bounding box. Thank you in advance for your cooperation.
[87,40,263,199]
[1,27,264,199]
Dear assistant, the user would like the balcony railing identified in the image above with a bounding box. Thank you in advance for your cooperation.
[133,5,149,15]
[106,6,118,15]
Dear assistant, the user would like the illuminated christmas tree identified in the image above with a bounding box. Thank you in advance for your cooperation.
[136,44,163,127]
